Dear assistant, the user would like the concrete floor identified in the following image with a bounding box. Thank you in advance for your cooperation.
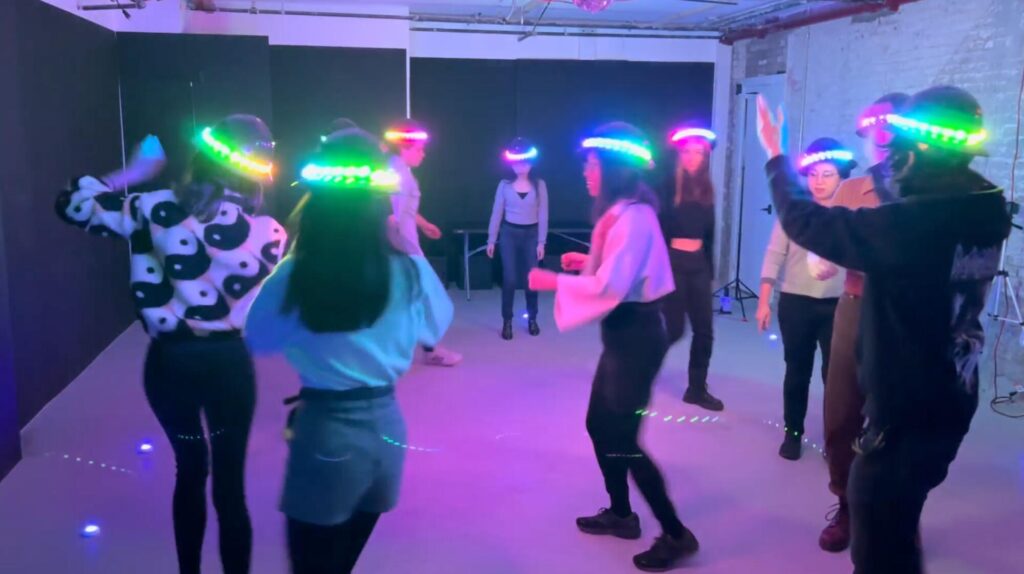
[0,289,1021,573]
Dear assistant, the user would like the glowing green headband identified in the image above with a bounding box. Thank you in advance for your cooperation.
[199,127,274,178]
[581,137,653,165]
[886,114,987,149]
[300,163,400,191]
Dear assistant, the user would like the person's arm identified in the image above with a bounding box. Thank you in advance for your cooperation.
[767,155,926,273]
[245,259,298,354]
[55,176,144,239]
[760,220,789,288]
[553,208,647,331]
[704,205,716,275]
[409,256,454,347]
[538,180,549,246]
[487,183,505,246]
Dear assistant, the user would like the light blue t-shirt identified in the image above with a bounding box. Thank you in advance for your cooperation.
[246,254,453,390]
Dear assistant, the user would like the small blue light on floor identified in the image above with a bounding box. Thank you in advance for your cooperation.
[137,441,154,454]
[81,524,100,538]
[768,333,779,342]
[522,313,529,319]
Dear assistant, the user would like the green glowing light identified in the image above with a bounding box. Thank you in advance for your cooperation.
[199,127,274,177]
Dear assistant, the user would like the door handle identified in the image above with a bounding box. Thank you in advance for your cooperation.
[761,204,773,215]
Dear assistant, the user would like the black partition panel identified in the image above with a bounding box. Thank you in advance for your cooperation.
[411,58,714,230]
[270,46,406,220]
[516,60,714,225]
[117,33,274,196]
[3,0,130,429]
[410,58,518,237]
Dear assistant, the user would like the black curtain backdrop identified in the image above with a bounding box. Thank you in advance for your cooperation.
[1,0,129,437]
[411,58,714,230]
[117,33,275,209]
[269,46,407,221]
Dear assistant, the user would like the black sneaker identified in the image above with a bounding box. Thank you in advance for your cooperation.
[779,432,802,460]
[528,319,541,336]
[576,508,641,539]
[632,529,700,572]
[682,388,724,412]
[501,320,513,341]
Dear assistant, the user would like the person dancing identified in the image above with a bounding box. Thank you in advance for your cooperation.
[56,115,286,574]
[247,127,453,574]
[659,126,723,412]
[486,137,549,340]
[530,123,698,572]
[385,119,462,367]
[757,87,1009,573]
[756,137,854,460]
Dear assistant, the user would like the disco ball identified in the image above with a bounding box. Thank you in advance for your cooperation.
[574,0,614,13]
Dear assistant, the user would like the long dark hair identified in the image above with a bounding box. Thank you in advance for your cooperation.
[284,190,394,332]
[587,122,659,221]
[177,152,265,221]
[283,130,395,333]
[176,114,273,221]
[674,140,714,206]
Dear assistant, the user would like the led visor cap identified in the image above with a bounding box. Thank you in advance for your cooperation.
[797,137,858,177]
[300,128,401,193]
[669,127,717,150]
[504,137,539,163]
[197,114,276,183]
[886,85,988,156]
[581,122,655,169]
[384,118,429,147]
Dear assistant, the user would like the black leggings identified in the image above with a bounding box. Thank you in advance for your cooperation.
[777,292,837,436]
[586,303,684,538]
[144,337,256,574]
[662,250,714,391]
[498,222,540,321]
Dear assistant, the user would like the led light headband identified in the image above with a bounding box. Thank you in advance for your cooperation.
[384,130,429,143]
[886,114,987,148]
[581,137,653,164]
[199,127,274,178]
[504,147,538,162]
[798,149,855,169]
[670,128,717,144]
[858,115,891,131]
[300,163,400,190]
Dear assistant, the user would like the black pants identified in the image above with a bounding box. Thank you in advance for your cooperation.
[287,513,381,574]
[498,221,540,321]
[144,336,256,574]
[777,292,837,436]
[586,303,684,537]
[662,250,714,391]
[849,426,967,574]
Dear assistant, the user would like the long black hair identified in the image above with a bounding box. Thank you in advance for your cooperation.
[587,122,659,221]
[282,129,396,333]
[176,114,274,222]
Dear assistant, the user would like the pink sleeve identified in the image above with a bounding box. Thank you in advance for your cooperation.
[553,211,644,331]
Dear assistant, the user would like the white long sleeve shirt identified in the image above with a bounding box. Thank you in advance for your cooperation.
[554,200,675,331]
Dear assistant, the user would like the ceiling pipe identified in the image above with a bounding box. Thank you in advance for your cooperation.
[182,5,716,35]
[719,0,922,45]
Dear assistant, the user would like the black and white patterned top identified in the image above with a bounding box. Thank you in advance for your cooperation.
[57,176,287,339]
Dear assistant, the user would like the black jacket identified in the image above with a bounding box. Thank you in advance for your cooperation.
[767,155,1010,432]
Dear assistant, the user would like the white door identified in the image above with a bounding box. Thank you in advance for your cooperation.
[732,74,786,298]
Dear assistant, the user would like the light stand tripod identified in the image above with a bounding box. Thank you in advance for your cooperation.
[987,204,1023,331]
[713,96,759,321]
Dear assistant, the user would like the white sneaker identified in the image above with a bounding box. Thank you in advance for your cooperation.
[423,346,462,367]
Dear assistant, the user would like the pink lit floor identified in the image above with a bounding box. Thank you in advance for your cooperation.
[1,290,1021,573]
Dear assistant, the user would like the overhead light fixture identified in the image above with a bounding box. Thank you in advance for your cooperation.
[574,0,614,13]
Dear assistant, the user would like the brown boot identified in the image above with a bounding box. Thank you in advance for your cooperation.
[818,499,850,552]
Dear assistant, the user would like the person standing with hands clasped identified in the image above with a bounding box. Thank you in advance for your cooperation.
[486,137,549,340]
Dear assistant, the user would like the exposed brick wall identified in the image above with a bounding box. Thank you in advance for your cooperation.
[723,0,1024,391]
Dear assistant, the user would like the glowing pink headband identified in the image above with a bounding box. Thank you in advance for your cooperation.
[670,128,716,145]
[385,130,429,144]
[503,147,538,162]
